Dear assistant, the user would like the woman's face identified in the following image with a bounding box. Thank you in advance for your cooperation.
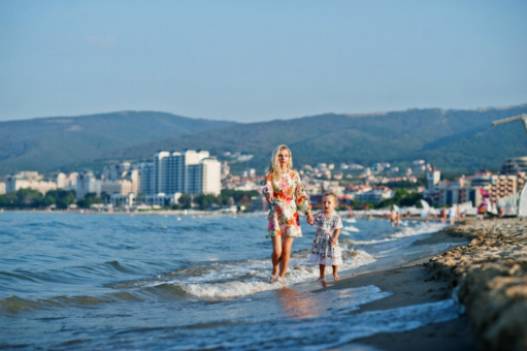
[277,149,290,168]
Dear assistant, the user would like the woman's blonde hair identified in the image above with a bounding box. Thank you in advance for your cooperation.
[269,144,293,178]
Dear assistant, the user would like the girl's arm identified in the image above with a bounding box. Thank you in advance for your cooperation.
[331,228,341,245]
[332,216,344,244]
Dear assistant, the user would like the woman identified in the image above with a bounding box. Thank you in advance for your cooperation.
[263,145,314,282]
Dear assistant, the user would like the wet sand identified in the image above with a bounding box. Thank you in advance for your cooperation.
[333,260,477,351]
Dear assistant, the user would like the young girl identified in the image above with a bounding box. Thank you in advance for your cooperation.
[309,192,343,283]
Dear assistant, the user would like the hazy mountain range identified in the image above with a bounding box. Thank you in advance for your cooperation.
[1,104,527,176]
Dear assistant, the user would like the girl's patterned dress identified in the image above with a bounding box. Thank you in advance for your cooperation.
[309,212,343,266]
[263,170,311,238]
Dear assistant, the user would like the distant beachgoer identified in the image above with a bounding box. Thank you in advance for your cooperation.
[262,145,314,282]
[419,200,431,223]
[440,208,447,223]
[498,205,505,218]
[448,205,457,225]
[309,192,343,285]
[389,205,400,227]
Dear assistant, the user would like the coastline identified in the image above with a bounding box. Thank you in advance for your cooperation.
[0,208,260,217]
[331,258,476,351]
[0,207,457,222]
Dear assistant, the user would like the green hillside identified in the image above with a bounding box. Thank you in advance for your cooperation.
[1,105,526,175]
[122,105,527,173]
[0,111,236,174]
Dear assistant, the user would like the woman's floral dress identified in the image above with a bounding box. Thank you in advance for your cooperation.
[309,212,343,266]
[263,170,311,238]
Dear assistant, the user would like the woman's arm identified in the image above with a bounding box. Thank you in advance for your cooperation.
[294,171,314,223]
[262,172,274,205]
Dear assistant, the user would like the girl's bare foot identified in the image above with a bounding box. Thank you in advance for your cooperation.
[333,273,340,281]
[270,274,279,283]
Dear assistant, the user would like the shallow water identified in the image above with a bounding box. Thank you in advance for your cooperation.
[1,212,462,350]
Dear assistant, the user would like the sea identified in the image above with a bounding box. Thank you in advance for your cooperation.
[0,211,465,350]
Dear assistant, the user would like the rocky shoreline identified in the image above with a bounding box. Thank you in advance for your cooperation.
[426,218,527,351]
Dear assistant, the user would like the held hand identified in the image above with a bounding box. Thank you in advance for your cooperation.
[306,212,314,225]
[331,236,338,245]
[262,185,273,204]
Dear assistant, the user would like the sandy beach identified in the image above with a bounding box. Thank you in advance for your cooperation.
[328,217,526,351]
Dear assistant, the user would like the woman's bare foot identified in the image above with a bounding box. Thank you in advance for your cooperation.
[333,273,340,281]
[270,274,279,283]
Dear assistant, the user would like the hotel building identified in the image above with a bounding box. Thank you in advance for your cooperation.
[139,150,221,197]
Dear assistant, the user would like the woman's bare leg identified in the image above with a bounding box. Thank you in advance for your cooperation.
[279,236,294,278]
[271,235,282,278]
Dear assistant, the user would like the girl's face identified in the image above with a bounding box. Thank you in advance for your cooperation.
[322,196,336,212]
[277,149,290,168]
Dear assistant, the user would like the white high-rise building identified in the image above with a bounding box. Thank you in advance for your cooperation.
[129,168,140,195]
[201,158,221,195]
[144,149,221,196]
[76,171,101,199]
[56,172,78,191]
[138,163,154,195]
[56,172,68,189]
[186,164,203,195]
[153,151,170,194]
[166,152,185,194]
[185,150,210,165]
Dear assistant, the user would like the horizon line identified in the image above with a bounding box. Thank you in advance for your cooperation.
[1,101,527,124]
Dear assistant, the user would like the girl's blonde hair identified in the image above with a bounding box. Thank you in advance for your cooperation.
[269,144,293,178]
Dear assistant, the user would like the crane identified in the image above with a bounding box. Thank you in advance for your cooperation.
[492,113,527,132]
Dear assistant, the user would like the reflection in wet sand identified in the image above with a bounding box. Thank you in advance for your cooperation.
[277,287,323,319]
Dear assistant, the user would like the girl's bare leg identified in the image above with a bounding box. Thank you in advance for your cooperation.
[319,265,328,287]
[332,265,340,281]
[319,264,326,280]
[271,235,282,279]
[279,236,294,278]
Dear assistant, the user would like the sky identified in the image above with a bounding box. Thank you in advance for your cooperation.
[1,0,526,122]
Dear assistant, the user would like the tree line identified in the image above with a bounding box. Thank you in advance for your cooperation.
[0,188,261,211]
[0,188,421,211]
[0,189,77,209]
